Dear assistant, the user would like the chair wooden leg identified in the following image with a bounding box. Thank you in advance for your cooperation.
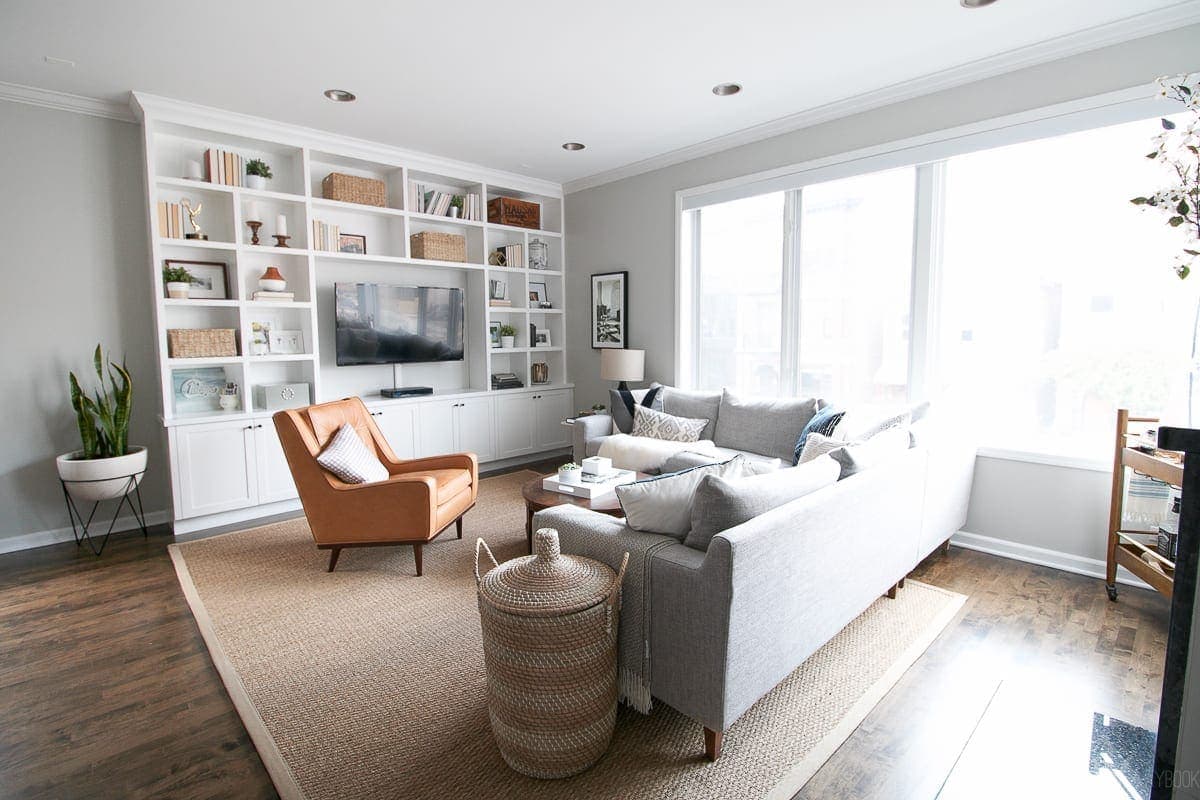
[703,727,723,761]
[456,515,463,540]
[414,543,423,577]
[886,583,898,599]
[327,547,341,573]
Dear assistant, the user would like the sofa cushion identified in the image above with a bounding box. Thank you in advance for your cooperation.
[661,449,781,474]
[797,431,848,464]
[792,405,845,464]
[714,390,819,462]
[828,426,912,479]
[609,384,665,434]
[316,423,389,484]
[832,407,911,441]
[631,404,708,443]
[684,454,840,551]
[660,387,722,440]
[615,456,745,539]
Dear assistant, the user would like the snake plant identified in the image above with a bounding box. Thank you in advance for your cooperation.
[69,344,133,459]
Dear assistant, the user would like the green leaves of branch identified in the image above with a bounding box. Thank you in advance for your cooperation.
[68,344,133,459]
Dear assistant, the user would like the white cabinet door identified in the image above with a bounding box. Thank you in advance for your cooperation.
[495,394,536,459]
[173,420,257,518]
[373,405,418,460]
[534,390,573,450]
[417,400,456,457]
[254,422,298,504]
[456,396,496,462]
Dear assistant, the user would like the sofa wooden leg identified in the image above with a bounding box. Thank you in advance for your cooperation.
[414,543,423,577]
[886,583,898,599]
[327,547,341,573]
[456,515,463,540]
[942,538,952,555]
[703,727,723,761]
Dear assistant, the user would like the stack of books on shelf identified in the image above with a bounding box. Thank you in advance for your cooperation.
[156,201,186,238]
[311,220,341,252]
[204,149,246,187]
[251,290,295,302]
[497,243,524,269]
[488,278,510,307]
[409,183,482,220]
[491,372,524,390]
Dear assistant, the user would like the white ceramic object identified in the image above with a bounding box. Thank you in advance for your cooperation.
[258,278,286,292]
[557,466,582,485]
[501,336,515,349]
[246,174,267,190]
[166,281,190,299]
[581,456,612,476]
[219,394,239,411]
[56,446,148,502]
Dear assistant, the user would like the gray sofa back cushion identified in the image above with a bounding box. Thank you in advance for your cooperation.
[661,387,721,440]
[684,454,840,551]
[714,390,819,462]
[609,383,665,434]
[616,456,745,539]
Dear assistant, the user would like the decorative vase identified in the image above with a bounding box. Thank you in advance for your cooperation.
[531,362,549,384]
[529,238,548,270]
[449,206,461,218]
[501,335,515,349]
[166,281,190,299]
[246,174,268,190]
[56,446,148,502]
[557,467,582,485]
[258,266,287,292]
[219,394,239,411]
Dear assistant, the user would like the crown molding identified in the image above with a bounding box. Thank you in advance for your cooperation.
[563,2,1200,195]
[0,80,135,122]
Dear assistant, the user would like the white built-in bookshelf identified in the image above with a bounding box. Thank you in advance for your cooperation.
[134,93,573,532]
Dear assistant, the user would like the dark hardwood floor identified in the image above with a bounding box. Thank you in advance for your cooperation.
[0,478,1170,799]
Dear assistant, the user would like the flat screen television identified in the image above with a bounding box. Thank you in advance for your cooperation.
[334,282,465,366]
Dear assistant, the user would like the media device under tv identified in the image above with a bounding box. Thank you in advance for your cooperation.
[334,282,465,395]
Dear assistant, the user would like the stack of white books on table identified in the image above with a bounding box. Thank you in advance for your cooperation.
[542,469,637,499]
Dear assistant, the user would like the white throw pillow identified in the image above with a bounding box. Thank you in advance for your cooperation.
[616,456,745,539]
[316,423,389,484]
[797,432,847,464]
[630,404,708,443]
[832,407,911,441]
[827,426,911,479]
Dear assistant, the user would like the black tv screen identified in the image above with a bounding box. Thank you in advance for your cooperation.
[334,282,465,366]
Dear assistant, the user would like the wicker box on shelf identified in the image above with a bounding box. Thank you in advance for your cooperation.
[321,172,387,207]
[410,231,467,262]
[167,328,238,359]
[487,196,541,230]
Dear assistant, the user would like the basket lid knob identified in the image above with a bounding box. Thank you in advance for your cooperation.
[533,528,560,561]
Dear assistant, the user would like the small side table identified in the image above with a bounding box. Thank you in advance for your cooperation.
[60,472,149,556]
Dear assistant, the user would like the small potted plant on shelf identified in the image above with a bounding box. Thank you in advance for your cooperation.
[162,263,194,299]
[557,462,582,485]
[449,195,464,219]
[499,324,516,349]
[245,158,273,190]
[55,344,148,502]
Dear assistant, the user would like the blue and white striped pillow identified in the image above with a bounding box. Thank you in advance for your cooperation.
[316,423,389,484]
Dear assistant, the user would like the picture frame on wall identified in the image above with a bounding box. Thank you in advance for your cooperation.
[167,259,228,300]
[338,233,366,254]
[591,271,627,349]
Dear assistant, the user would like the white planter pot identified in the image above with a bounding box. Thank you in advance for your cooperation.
[501,336,515,349]
[246,174,268,190]
[56,446,148,502]
[166,281,190,299]
[219,394,239,411]
[558,468,582,485]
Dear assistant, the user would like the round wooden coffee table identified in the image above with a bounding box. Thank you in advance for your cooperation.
[521,473,642,553]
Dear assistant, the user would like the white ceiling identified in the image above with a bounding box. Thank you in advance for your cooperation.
[1,0,1198,189]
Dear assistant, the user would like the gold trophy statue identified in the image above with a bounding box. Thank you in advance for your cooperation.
[180,198,208,241]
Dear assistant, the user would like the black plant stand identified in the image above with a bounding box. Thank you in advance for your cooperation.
[60,471,148,556]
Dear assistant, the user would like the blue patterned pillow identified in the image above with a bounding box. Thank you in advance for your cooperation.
[793,405,844,465]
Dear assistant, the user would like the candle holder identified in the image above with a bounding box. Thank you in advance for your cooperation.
[246,220,262,246]
[272,234,291,248]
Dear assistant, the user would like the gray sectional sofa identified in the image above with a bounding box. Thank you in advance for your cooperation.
[542,385,975,759]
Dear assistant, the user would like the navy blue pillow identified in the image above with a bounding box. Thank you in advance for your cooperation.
[793,406,844,465]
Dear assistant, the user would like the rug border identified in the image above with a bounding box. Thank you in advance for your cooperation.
[765,580,968,799]
[168,543,307,800]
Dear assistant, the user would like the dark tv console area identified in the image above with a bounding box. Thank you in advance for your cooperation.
[380,386,434,399]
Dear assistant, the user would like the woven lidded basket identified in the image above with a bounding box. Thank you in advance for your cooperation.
[167,328,237,358]
[321,172,386,207]
[475,529,629,779]
[411,231,466,263]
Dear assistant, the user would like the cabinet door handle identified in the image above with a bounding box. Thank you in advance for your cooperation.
[255,424,263,429]
[243,425,254,431]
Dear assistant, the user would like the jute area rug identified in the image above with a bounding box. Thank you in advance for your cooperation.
[169,470,965,800]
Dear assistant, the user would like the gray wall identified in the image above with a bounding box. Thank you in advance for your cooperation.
[564,24,1200,565]
[0,101,167,545]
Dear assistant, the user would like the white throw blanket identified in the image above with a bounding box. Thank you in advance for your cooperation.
[598,433,718,473]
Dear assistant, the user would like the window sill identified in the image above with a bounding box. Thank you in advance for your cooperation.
[974,447,1110,474]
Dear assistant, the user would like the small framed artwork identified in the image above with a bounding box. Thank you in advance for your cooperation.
[167,259,228,300]
[534,328,551,347]
[591,270,627,349]
[269,329,304,355]
[171,366,228,413]
[488,320,501,348]
[249,320,272,356]
[338,233,366,254]
[529,281,549,307]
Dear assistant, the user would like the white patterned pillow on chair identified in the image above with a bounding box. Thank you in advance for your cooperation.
[631,404,709,443]
[316,423,389,484]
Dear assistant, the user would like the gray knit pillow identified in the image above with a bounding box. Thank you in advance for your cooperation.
[631,405,708,443]
[316,424,388,484]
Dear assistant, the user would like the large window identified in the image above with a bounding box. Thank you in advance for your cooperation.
[682,108,1198,463]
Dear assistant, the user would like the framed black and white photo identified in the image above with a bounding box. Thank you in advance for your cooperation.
[529,281,549,307]
[166,259,228,300]
[268,329,304,355]
[534,328,551,347]
[591,271,627,349]
[338,233,366,254]
[488,320,501,348]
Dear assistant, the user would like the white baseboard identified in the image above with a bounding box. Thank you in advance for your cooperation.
[0,510,171,555]
[951,530,1152,591]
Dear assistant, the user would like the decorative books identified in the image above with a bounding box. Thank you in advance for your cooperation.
[252,291,295,301]
[541,469,636,499]
[204,149,245,187]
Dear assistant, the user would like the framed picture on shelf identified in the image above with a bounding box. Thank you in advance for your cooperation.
[171,366,228,413]
[591,270,627,349]
[338,233,366,254]
[166,259,228,300]
[529,281,549,307]
[269,329,304,355]
[534,328,551,347]
[250,320,271,356]
[488,320,501,348]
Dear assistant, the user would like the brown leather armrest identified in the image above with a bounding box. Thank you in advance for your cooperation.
[384,452,479,479]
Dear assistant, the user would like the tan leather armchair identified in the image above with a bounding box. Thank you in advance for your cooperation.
[273,397,478,575]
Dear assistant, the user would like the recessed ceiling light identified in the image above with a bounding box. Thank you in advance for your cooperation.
[562,142,585,151]
[960,0,998,7]
[712,83,742,96]
[324,89,356,102]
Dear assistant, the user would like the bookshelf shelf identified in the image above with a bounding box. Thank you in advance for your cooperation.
[310,197,406,218]
[166,356,243,367]
[158,238,238,251]
[162,298,240,308]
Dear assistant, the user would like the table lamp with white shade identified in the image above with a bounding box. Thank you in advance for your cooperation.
[600,348,645,392]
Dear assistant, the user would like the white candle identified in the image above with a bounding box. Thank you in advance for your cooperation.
[247,201,262,222]
[184,159,202,179]
[276,213,288,237]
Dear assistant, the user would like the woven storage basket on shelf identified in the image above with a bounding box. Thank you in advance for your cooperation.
[321,172,387,207]
[410,231,467,263]
[475,529,629,779]
[167,328,237,358]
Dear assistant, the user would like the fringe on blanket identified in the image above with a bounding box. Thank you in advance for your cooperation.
[619,666,653,714]
[1123,472,1172,528]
